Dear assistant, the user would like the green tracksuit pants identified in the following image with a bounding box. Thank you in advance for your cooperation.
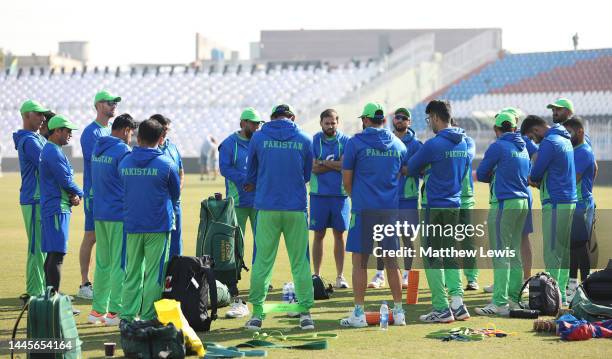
[21,204,46,297]
[459,205,479,282]
[121,232,170,321]
[236,207,257,236]
[489,198,528,306]
[248,210,313,318]
[92,221,125,314]
[542,203,575,302]
[422,208,463,311]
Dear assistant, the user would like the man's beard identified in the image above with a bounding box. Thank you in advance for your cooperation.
[393,123,407,132]
[323,128,336,137]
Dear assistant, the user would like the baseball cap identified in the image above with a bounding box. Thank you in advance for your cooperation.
[94,90,122,106]
[494,112,517,128]
[359,102,385,119]
[395,107,412,118]
[500,107,521,119]
[546,98,574,112]
[240,107,264,122]
[48,115,79,130]
[271,104,295,117]
[20,100,49,114]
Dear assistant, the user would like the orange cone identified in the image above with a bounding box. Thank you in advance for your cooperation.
[406,270,419,305]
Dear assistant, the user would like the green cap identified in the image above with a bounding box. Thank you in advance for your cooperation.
[395,107,411,118]
[240,107,264,122]
[48,115,79,130]
[20,100,49,114]
[500,107,520,119]
[271,104,295,117]
[94,90,122,105]
[494,112,517,128]
[359,102,385,119]
[547,98,574,112]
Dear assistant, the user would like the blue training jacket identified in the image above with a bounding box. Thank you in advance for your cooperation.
[407,127,469,208]
[39,142,84,217]
[81,120,111,198]
[573,142,595,206]
[246,118,313,211]
[219,132,254,207]
[477,132,530,203]
[119,146,181,233]
[530,124,577,204]
[310,131,350,197]
[342,127,407,211]
[160,138,183,207]
[399,128,423,202]
[13,130,46,205]
[92,136,131,222]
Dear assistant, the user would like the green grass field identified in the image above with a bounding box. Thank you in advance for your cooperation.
[1,173,611,358]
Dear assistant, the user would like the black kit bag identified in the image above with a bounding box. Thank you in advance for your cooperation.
[519,272,562,316]
[163,256,218,332]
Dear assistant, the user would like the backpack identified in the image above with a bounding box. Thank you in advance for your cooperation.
[519,272,562,316]
[120,319,186,359]
[312,275,334,300]
[570,259,612,322]
[162,256,218,332]
[11,286,82,359]
[196,195,248,288]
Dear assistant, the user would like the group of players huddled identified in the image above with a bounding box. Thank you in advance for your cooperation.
[14,93,594,330]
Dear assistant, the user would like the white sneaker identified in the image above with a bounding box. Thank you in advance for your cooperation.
[475,303,510,316]
[419,308,454,323]
[507,299,522,310]
[336,275,349,289]
[392,308,406,326]
[367,273,385,288]
[104,313,120,326]
[77,282,93,300]
[225,299,250,318]
[483,284,494,293]
[566,278,578,303]
[87,310,105,324]
[402,272,409,289]
[340,310,367,328]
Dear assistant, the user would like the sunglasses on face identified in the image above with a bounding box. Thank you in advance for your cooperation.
[394,115,409,121]
[102,101,118,107]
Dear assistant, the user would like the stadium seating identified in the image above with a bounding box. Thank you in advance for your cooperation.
[411,48,612,131]
[1,62,380,157]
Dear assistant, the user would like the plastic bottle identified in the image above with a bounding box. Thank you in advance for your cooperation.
[282,283,290,303]
[380,301,389,330]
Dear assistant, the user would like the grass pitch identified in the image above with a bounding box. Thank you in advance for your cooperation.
[0,173,610,358]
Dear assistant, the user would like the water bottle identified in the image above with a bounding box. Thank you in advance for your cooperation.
[282,283,290,303]
[288,282,296,303]
[380,301,389,330]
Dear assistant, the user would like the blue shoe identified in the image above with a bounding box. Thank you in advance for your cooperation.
[419,308,454,323]
[451,304,470,321]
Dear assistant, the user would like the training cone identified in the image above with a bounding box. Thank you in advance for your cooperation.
[365,312,395,326]
[406,270,419,305]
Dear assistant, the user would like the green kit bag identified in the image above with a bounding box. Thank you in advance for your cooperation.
[196,195,248,287]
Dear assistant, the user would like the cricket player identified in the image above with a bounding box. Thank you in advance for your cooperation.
[39,115,84,292]
[475,112,530,316]
[310,109,351,289]
[340,102,407,328]
[243,104,314,331]
[88,114,137,326]
[13,100,50,297]
[150,114,184,258]
[78,90,121,299]
[218,107,265,319]
[119,119,180,322]
[370,107,422,289]
[521,115,577,304]
[563,118,596,301]
[407,100,470,323]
